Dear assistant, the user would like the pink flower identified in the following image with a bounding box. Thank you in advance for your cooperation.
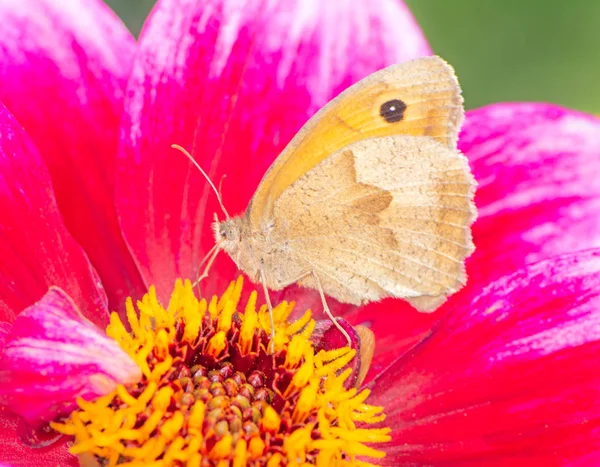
[0,0,599,465]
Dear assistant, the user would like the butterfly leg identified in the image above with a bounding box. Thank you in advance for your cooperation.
[273,271,352,348]
[259,266,277,353]
[310,271,352,348]
[192,242,222,295]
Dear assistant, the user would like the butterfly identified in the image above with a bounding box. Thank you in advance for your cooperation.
[175,55,476,345]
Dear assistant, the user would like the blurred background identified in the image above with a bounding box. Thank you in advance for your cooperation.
[105,0,600,112]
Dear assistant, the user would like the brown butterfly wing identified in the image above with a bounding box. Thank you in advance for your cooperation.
[247,55,464,230]
[269,135,476,310]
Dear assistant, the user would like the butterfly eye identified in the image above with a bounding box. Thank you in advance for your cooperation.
[379,99,406,123]
[220,223,238,242]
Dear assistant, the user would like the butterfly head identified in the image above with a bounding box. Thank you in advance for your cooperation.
[212,215,243,254]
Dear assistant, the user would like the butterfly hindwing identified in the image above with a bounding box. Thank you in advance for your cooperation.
[269,135,475,310]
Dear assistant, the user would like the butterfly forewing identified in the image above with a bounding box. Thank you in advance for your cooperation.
[247,56,464,230]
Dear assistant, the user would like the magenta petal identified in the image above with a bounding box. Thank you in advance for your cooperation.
[117,0,431,302]
[0,323,9,348]
[368,249,600,465]
[349,103,600,385]
[462,103,600,288]
[0,288,141,426]
[0,411,76,466]
[0,0,146,312]
[342,299,438,385]
[0,104,108,326]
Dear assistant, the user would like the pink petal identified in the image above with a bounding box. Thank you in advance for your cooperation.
[0,411,75,467]
[0,104,108,327]
[368,249,600,465]
[0,323,9,348]
[116,0,431,301]
[0,287,141,426]
[343,299,438,384]
[462,103,600,288]
[0,0,146,313]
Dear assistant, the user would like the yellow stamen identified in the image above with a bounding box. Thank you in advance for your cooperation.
[248,436,266,459]
[261,405,281,433]
[232,438,248,467]
[188,400,205,429]
[51,276,389,465]
[206,331,227,356]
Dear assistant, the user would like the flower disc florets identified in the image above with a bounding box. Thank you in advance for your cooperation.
[51,277,390,466]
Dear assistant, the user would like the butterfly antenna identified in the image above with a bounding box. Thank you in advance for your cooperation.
[171,144,230,219]
[217,174,227,201]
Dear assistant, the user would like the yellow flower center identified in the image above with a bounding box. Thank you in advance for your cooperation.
[51,277,390,466]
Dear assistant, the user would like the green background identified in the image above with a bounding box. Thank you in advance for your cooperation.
[105,0,600,112]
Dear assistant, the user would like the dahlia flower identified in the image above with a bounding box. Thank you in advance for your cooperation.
[0,0,599,466]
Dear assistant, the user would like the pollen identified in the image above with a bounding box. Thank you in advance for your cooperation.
[50,277,390,466]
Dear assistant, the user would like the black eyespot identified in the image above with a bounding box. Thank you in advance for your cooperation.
[379,99,406,123]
